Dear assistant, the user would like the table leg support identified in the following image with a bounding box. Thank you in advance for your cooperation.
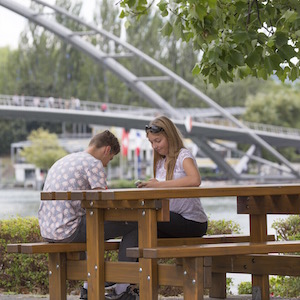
[182,257,204,300]
[138,208,159,300]
[209,272,226,298]
[86,208,105,300]
[48,252,67,300]
[139,258,158,300]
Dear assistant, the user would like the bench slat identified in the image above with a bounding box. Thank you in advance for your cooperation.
[138,240,300,259]
[157,234,275,247]
[8,234,275,255]
[7,239,122,254]
[21,242,86,254]
[126,234,275,258]
[6,244,21,253]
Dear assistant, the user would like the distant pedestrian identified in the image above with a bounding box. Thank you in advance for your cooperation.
[12,94,19,106]
[101,103,107,112]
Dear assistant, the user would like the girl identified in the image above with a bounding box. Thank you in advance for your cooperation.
[138,115,208,238]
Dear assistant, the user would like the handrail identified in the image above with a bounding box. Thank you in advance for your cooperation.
[2,93,299,137]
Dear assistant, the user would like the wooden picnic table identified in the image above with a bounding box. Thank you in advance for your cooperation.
[42,183,300,300]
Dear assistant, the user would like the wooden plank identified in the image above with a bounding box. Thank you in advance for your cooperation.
[21,242,86,254]
[66,260,209,287]
[48,253,67,300]
[142,241,300,259]
[183,257,204,299]
[212,254,300,276]
[105,261,139,283]
[250,213,269,300]
[19,240,120,254]
[67,260,86,280]
[86,208,105,300]
[237,195,300,214]
[103,206,169,222]
[209,272,226,298]
[81,184,300,201]
[41,191,85,201]
[127,235,275,258]
[6,244,21,253]
[157,234,275,246]
[42,185,300,203]
[81,199,162,209]
[104,209,138,221]
[138,208,158,300]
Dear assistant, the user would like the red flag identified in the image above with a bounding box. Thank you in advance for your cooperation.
[122,129,129,156]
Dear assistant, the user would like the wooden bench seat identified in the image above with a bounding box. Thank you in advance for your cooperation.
[7,239,121,254]
[7,234,275,255]
[130,240,300,259]
[126,240,300,300]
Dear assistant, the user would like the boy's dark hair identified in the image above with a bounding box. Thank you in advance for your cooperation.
[89,130,120,154]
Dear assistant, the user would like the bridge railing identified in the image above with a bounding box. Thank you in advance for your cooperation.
[0,94,160,116]
[1,94,300,137]
[204,117,300,137]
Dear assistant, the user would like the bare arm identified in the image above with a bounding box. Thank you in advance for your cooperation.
[139,158,201,188]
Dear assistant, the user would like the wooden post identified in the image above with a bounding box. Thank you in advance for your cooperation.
[86,208,105,300]
[48,252,67,300]
[138,207,158,300]
[250,212,269,300]
[183,257,204,300]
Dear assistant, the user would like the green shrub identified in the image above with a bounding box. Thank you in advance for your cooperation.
[207,218,241,235]
[272,215,300,242]
[108,179,137,188]
[238,281,252,294]
[237,216,300,297]
[0,217,48,294]
[269,215,300,297]
[0,217,83,294]
[269,275,300,298]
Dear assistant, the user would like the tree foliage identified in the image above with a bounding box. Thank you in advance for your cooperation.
[20,128,67,170]
[119,0,300,87]
[243,85,300,128]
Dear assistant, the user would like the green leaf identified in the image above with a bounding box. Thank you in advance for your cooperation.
[275,32,289,48]
[194,4,206,21]
[209,72,220,87]
[207,0,217,8]
[192,63,201,75]
[126,0,136,8]
[160,22,173,36]
[229,50,244,66]
[232,31,249,43]
[237,66,251,78]
[173,22,183,40]
[161,9,168,17]
[269,54,283,71]
[124,20,131,29]
[157,0,168,11]
[264,57,274,73]
[290,66,299,81]
[280,9,298,23]
[278,45,296,60]
[257,67,268,80]
[119,10,126,19]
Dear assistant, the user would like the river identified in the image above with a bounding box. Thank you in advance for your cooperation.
[0,188,288,294]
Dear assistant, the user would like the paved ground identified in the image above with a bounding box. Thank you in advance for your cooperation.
[0,294,251,300]
[0,294,297,300]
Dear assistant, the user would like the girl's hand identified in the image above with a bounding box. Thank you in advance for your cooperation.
[138,178,159,188]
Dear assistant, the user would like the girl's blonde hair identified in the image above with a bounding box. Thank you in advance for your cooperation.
[147,115,184,180]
